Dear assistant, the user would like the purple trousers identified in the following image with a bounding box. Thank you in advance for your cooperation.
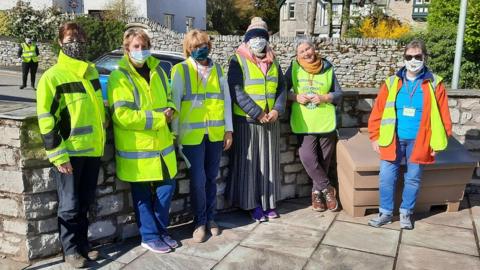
[298,133,336,191]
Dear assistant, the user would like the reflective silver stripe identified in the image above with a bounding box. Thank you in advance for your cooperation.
[215,63,223,77]
[183,120,225,129]
[70,126,93,136]
[117,145,175,159]
[266,76,278,83]
[145,110,153,130]
[381,119,396,125]
[387,76,396,90]
[161,145,175,156]
[206,93,224,99]
[385,101,396,108]
[47,149,67,159]
[118,68,141,107]
[431,75,438,90]
[38,112,52,119]
[156,66,168,91]
[67,148,94,155]
[248,93,276,100]
[238,56,251,80]
[183,94,205,101]
[182,63,193,99]
[112,100,138,110]
[245,79,265,86]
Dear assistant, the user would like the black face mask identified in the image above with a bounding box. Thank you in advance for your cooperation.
[62,41,87,61]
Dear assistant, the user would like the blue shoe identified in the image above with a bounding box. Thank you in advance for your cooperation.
[141,239,171,253]
[368,213,393,228]
[400,214,413,230]
[251,206,267,222]
[161,234,179,248]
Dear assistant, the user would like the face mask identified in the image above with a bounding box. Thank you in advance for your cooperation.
[191,46,209,61]
[62,41,87,61]
[129,49,151,65]
[405,59,424,74]
[25,38,32,44]
[248,37,268,56]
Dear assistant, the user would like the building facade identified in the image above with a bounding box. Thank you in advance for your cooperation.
[278,0,429,38]
[0,0,206,33]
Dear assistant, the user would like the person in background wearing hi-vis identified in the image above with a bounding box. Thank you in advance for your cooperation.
[227,17,286,222]
[285,37,343,212]
[171,29,233,243]
[36,22,106,268]
[108,27,179,254]
[368,40,452,230]
[18,37,40,89]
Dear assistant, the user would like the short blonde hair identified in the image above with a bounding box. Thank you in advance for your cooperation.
[123,28,151,51]
[183,29,211,58]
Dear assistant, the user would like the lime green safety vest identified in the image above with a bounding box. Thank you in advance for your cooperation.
[290,60,336,134]
[233,54,279,117]
[172,60,225,145]
[21,42,38,63]
[378,74,448,151]
[36,51,106,166]
[108,55,177,182]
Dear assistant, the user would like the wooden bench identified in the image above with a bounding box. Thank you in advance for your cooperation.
[337,128,477,217]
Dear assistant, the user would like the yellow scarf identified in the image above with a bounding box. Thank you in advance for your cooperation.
[297,54,323,74]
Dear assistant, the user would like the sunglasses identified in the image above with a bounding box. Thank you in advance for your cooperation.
[404,54,423,61]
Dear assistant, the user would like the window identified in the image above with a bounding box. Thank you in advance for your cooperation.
[164,14,174,30]
[296,31,305,36]
[186,16,194,32]
[288,3,295,19]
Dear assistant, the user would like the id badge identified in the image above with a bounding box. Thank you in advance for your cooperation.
[403,107,416,117]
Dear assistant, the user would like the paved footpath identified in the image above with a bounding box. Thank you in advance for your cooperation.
[3,194,479,270]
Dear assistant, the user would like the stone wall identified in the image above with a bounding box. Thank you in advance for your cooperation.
[0,17,403,88]
[1,89,479,263]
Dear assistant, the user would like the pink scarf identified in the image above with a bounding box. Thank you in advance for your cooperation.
[236,43,275,76]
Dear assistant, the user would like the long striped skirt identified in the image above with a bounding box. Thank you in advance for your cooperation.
[227,120,280,211]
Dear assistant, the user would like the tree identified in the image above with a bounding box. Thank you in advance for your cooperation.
[251,0,280,33]
[103,0,138,21]
[341,0,351,37]
[426,0,480,88]
[207,0,242,34]
[307,0,318,36]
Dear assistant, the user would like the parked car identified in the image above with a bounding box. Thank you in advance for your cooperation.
[94,49,184,102]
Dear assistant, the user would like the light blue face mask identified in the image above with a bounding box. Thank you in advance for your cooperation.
[129,49,151,65]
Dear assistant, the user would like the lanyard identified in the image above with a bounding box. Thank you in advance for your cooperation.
[403,77,421,106]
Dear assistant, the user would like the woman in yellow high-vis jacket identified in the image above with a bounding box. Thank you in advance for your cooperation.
[171,30,233,243]
[286,37,343,213]
[36,22,106,268]
[107,27,178,254]
[227,17,286,222]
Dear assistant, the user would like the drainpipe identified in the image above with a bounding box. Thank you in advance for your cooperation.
[451,0,468,89]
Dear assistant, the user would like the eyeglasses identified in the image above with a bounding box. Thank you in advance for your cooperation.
[404,54,423,61]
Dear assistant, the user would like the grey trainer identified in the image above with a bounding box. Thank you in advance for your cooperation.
[400,214,413,230]
[368,213,393,228]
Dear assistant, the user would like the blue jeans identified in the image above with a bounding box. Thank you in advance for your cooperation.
[130,179,175,242]
[182,135,223,226]
[379,139,424,215]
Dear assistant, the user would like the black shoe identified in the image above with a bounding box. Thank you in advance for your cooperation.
[19,85,25,89]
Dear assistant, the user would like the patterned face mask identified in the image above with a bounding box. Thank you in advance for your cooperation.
[62,41,87,61]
